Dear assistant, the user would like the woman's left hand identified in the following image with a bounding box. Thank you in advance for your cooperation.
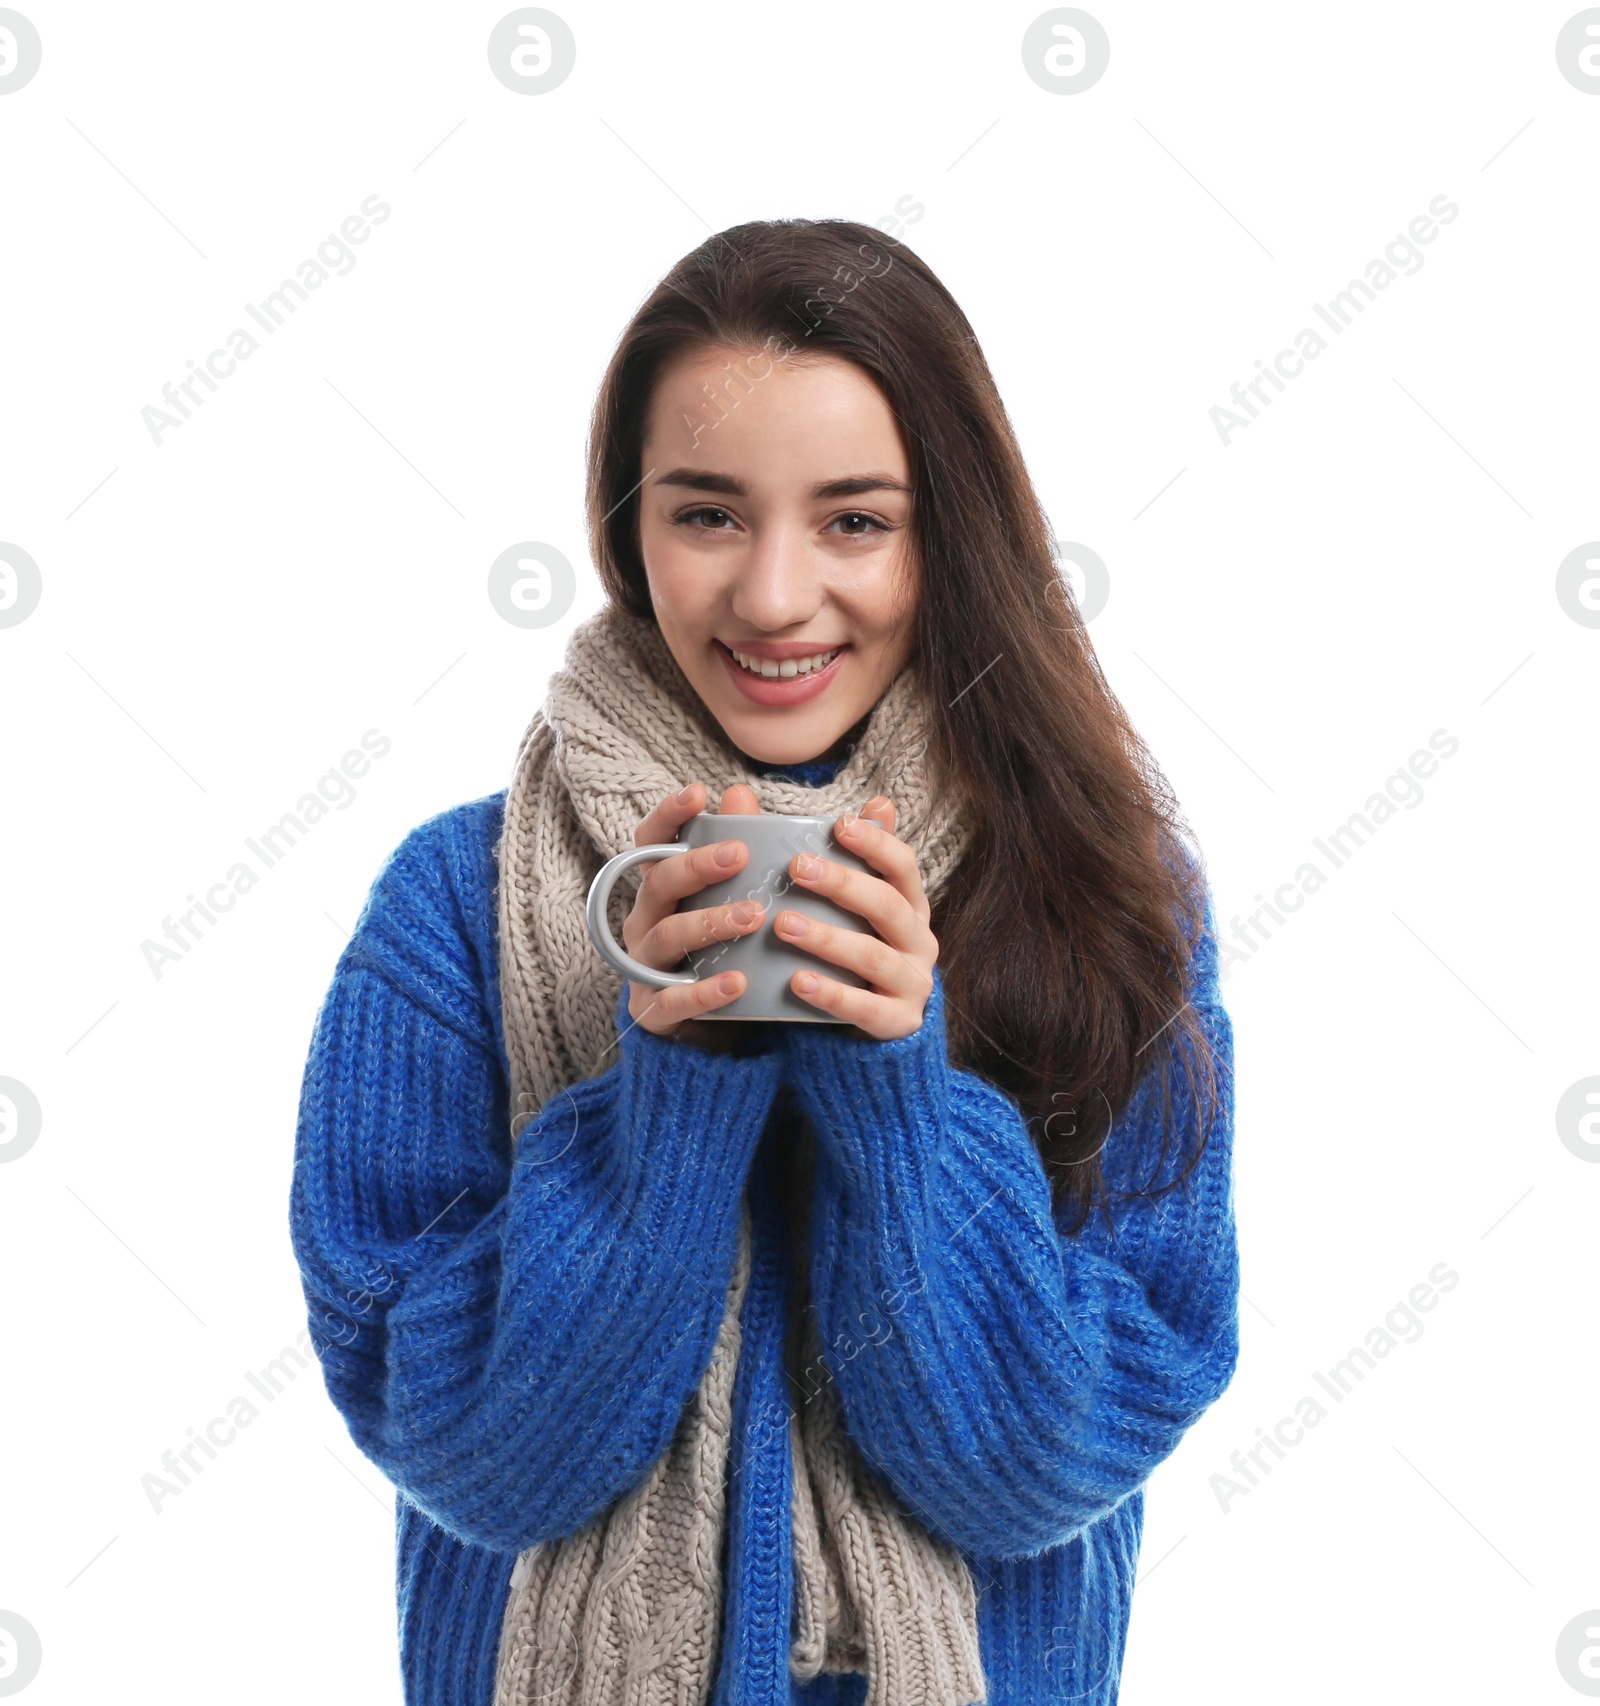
[774,795,939,1041]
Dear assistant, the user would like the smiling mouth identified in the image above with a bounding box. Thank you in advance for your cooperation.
[714,639,849,706]
[725,644,843,680]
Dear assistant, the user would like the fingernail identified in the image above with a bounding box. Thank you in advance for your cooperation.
[837,816,863,839]
[730,903,761,927]
[779,910,810,935]
[677,784,696,803]
[714,841,741,867]
[794,854,822,879]
[718,973,741,994]
[794,972,820,994]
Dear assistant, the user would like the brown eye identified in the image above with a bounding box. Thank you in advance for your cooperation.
[829,511,889,537]
[675,506,736,530]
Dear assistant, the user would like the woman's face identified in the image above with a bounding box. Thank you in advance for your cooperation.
[637,346,917,766]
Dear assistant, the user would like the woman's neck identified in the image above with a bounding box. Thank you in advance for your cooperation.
[748,751,846,787]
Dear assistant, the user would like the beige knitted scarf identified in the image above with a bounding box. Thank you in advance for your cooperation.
[490,608,987,1706]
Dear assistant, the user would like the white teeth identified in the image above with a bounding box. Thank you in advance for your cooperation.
[729,646,840,680]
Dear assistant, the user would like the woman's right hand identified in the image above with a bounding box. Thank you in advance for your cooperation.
[622,780,765,1040]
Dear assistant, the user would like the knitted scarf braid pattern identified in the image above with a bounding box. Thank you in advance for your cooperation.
[491,608,986,1706]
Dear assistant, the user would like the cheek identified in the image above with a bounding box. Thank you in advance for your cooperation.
[641,528,711,632]
[866,553,918,662]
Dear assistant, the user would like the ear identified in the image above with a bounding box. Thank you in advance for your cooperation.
[719,783,760,814]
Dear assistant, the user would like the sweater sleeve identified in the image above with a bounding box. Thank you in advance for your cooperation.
[783,891,1238,1561]
[289,814,786,1555]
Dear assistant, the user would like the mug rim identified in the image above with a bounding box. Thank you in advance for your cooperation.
[680,809,841,822]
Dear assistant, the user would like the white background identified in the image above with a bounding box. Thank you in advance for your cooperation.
[2,2,1596,1701]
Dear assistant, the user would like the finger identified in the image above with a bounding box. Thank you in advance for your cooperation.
[635,781,707,848]
[641,900,766,971]
[720,783,759,814]
[858,795,897,835]
[631,969,748,1028]
[788,852,925,952]
[773,908,929,1001]
[638,836,751,909]
[625,834,751,945]
[787,969,911,1041]
[833,814,929,921]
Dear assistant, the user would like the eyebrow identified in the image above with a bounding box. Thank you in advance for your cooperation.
[653,468,912,501]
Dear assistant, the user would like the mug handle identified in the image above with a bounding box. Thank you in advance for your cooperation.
[584,845,700,989]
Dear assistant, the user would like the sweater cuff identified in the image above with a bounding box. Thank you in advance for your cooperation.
[608,982,786,1059]
[530,985,785,1231]
[783,970,953,1233]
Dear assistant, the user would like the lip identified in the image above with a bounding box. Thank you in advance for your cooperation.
[715,639,848,707]
[720,637,845,660]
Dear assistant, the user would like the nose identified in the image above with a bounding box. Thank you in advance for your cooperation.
[728,522,823,633]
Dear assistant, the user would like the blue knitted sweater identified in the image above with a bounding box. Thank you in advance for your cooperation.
[289,786,1238,1706]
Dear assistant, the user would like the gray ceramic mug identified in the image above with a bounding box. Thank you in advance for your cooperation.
[584,811,875,1022]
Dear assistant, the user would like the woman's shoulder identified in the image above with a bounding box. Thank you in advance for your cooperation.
[1157,831,1224,1014]
[381,788,508,878]
[333,789,510,1061]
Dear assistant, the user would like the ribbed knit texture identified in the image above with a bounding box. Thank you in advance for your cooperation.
[289,790,1239,1705]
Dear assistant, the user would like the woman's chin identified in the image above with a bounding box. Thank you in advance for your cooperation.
[705,699,856,770]
[724,724,847,769]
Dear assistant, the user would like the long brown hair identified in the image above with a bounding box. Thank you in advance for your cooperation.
[584,218,1221,1235]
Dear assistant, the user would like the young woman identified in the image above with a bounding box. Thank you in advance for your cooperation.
[291,219,1239,1706]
